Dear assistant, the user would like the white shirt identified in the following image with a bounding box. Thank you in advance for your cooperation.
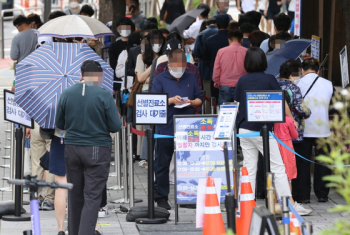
[183,18,203,52]
[288,0,296,12]
[258,0,266,10]
[297,73,333,138]
[242,0,256,13]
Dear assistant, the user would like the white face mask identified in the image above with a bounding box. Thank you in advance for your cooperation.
[118,30,131,38]
[152,44,162,53]
[169,67,186,79]
[221,6,229,13]
[70,1,78,8]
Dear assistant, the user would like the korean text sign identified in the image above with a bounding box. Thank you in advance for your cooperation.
[133,93,168,125]
[174,115,233,204]
[4,89,33,128]
[245,91,285,123]
[213,103,239,140]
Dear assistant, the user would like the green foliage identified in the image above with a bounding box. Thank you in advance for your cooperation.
[225,228,235,235]
[316,90,350,234]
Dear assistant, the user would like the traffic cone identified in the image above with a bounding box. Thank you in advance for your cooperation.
[202,176,226,235]
[290,212,301,235]
[236,167,256,235]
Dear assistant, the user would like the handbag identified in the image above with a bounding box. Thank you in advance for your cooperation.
[39,127,55,140]
[126,75,143,108]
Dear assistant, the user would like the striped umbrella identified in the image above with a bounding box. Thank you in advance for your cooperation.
[14,42,114,129]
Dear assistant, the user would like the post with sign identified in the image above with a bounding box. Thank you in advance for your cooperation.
[2,90,32,222]
[133,93,168,224]
[245,91,285,207]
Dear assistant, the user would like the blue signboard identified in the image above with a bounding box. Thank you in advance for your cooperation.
[245,90,285,123]
[174,115,234,204]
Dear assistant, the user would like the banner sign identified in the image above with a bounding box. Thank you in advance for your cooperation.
[213,103,239,140]
[3,89,34,128]
[245,90,285,123]
[294,0,302,36]
[340,45,349,88]
[133,93,168,125]
[311,35,321,62]
[174,115,234,204]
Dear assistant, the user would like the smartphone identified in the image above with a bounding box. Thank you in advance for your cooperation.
[180,97,188,101]
[129,5,136,14]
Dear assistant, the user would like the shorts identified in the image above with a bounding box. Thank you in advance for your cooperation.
[49,135,66,176]
[259,10,266,18]
[266,8,280,20]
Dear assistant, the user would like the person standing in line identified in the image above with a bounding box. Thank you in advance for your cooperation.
[287,0,296,20]
[79,4,95,17]
[160,0,185,29]
[55,60,121,235]
[237,0,259,13]
[213,0,233,21]
[293,58,333,203]
[63,0,81,15]
[183,3,210,53]
[27,13,43,29]
[126,0,147,31]
[240,22,255,48]
[212,30,247,105]
[264,0,286,35]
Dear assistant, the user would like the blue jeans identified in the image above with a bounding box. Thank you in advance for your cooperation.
[218,86,235,105]
[154,138,174,200]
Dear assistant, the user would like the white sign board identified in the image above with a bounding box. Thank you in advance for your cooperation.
[340,45,349,88]
[4,89,33,128]
[213,103,239,140]
[294,0,301,36]
[133,93,168,125]
[311,35,321,62]
[246,91,285,123]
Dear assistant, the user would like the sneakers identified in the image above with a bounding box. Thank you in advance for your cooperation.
[157,198,171,210]
[294,202,313,216]
[138,160,148,168]
[57,231,65,235]
[98,206,109,218]
[42,200,54,211]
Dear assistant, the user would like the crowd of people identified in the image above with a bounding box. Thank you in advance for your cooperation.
[8,0,336,234]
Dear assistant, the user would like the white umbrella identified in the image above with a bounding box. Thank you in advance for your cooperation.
[37,15,114,38]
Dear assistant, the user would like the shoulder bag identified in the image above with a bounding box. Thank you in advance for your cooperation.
[126,75,143,108]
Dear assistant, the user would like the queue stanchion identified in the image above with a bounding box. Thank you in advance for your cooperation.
[127,123,135,208]
[10,123,15,200]
[135,128,167,224]
[210,97,216,114]
[266,172,275,216]
[2,126,30,222]
[261,124,270,207]
[302,221,313,235]
[223,142,236,233]
[281,196,290,235]
[108,130,122,190]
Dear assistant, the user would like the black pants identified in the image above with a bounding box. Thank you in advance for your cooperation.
[100,185,107,208]
[154,138,174,200]
[65,145,110,235]
[292,138,331,201]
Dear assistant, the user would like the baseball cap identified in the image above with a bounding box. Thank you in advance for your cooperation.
[164,39,182,55]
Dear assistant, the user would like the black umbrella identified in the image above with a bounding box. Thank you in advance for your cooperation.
[168,9,205,35]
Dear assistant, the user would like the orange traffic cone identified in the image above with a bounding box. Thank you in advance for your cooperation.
[290,212,301,235]
[202,176,226,235]
[236,167,256,235]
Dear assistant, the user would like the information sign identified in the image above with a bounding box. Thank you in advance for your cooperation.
[245,91,285,123]
[133,93,168,125]
[213,103,239,140]
[294,0,302,36]
[340,45,349,88]
[249,207,279,235]
[311,35,321,62]
[3,89,34,128]
[174,115,234,204]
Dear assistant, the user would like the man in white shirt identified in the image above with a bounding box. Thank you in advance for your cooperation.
[183,3,210,53]
[292,58,333,204]
[237,0,259,13]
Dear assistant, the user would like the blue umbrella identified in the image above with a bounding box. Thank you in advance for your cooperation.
[14,42,114,129]
[265,39,311,77]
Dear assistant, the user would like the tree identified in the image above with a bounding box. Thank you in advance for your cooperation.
[111,0,126,37]
[336,0,350,63]
[99,0,113,24]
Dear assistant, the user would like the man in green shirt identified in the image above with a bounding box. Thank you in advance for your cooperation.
[55,60,121,235]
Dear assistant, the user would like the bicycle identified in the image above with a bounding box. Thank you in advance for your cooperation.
[7,175,73,235]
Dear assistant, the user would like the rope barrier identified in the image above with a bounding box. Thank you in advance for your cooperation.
[130,126,145,136]
[203,95,217,109]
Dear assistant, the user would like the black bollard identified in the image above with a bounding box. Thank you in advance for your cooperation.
[224,142,236,232]
[2,127,30,222]
[261,124,270,207]
[135,128,167,224]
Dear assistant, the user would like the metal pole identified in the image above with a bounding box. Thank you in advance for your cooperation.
[281,196,290,235]
[0,8,4,59]
[10,124,15,200]
[122,117,129,203]
[302,222,313,235]
[115,131,122,188]
[224,142,236,232]
[266,172,275,216]
[210,97,215,114]
[127,123,134,208]
[43,0,52,23]
[261,124,270,207]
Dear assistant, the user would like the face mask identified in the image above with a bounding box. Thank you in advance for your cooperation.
[169,67,185,79]
[70,1,78,8]
[221,6,229,13]
[118,30,131,37]
[152,44,162,53]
